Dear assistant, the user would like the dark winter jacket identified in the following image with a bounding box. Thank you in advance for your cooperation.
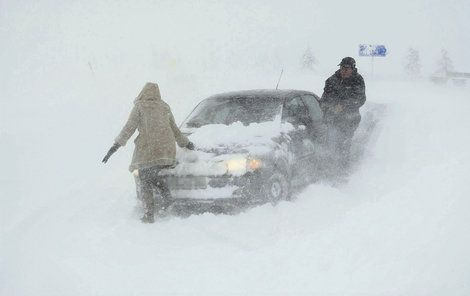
[320,69,366,119]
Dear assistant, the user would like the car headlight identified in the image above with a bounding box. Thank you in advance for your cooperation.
[225,157,262,174]
[246,158,262,171]
[225,157,247,173]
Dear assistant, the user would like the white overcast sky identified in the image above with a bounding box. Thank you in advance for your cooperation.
[1,0,469,83]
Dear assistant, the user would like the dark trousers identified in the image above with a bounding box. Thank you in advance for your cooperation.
[326,112,361,168]
[135,165,172,215]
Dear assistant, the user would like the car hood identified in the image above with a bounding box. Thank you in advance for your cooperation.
[183,121,282,155]
[163,121,282,176]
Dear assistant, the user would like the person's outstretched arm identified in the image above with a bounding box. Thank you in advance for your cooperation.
[115,105,140,146]
[102,105,140,163]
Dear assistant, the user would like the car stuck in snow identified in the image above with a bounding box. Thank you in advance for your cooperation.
[157,89,329,215]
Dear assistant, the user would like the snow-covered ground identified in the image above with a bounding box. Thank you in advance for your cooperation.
[2,1,470,295]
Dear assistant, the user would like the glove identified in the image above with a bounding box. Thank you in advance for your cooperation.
[186,141,195,150]
[102,143,120,163]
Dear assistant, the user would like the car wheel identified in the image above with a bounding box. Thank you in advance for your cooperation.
[262,171,290,203]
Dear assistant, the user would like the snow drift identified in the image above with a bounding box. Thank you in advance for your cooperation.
[1,78,469,296]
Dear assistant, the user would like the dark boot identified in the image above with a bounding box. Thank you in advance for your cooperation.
[140,212,155,223]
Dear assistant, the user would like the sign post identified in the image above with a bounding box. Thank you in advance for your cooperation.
[359,44,387,78]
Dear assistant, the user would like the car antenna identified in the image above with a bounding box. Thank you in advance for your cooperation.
[275,69,284,90]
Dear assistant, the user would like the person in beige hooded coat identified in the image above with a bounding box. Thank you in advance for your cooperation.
[102,82,194,223]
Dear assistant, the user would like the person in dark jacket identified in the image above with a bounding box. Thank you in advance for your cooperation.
[320,57,366,168]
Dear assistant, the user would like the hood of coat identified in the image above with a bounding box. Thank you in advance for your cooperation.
[134,82,161,102]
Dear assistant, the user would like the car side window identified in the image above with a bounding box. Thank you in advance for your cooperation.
[282,97,309,126]
[301,95,323,122]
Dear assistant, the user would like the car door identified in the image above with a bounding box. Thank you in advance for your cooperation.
[282,96,316,178]
[301,94,327,143]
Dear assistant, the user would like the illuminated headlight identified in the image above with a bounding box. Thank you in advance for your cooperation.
[246,158,262,171]
[132,169,139,177]
[225,157,263,174]
[225,157,247,173]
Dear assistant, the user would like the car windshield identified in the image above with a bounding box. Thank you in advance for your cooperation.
[182,96,282,128]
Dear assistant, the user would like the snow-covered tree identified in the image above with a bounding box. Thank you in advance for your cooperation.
[403,48,421,79]
[435,49,454,76]
[300,47,318,71]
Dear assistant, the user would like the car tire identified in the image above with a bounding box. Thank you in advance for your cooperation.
[262,171,290,203]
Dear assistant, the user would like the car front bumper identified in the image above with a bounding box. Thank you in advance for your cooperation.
[162,172,266,214]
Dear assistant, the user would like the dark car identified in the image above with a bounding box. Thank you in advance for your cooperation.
[160,89,328,215]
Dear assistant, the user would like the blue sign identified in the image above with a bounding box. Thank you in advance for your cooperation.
[359,44,387,57]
